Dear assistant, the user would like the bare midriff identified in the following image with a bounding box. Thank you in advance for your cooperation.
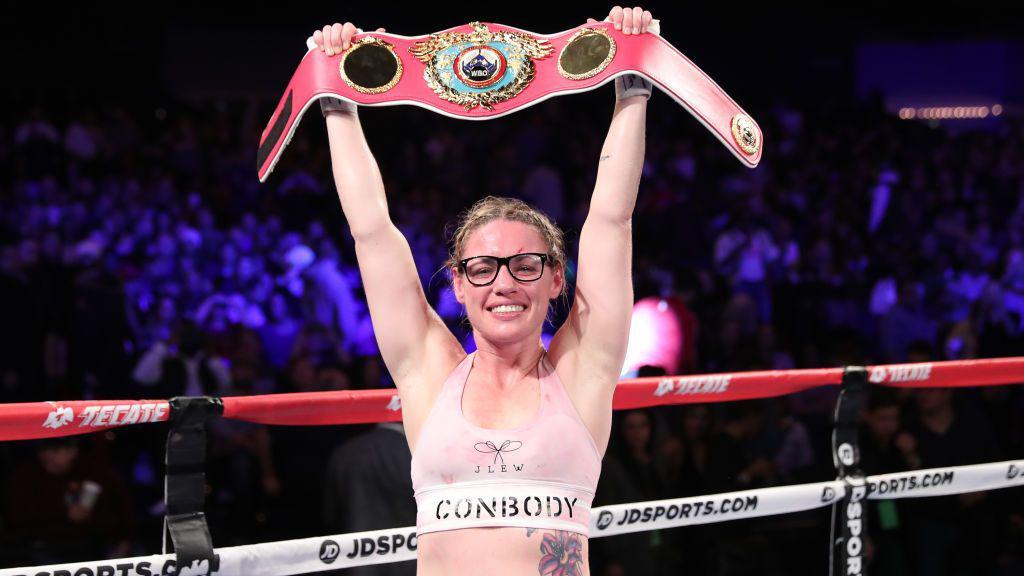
[416,527,590,576]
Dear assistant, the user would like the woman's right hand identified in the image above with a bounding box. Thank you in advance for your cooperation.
[311,22,385,56]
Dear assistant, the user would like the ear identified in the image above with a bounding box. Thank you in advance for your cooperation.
[548,264,565,300]
[452,267,466,304]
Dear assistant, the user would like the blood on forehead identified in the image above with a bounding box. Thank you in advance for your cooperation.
[461,219,550,258]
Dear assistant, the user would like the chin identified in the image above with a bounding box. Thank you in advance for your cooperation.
[472,314,544,346]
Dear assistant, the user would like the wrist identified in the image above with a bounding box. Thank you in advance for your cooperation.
[614,74,653,101]
[320,96,357,117]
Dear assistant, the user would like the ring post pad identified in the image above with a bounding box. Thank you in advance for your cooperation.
[165,396,224,573]
[829,367,868,576]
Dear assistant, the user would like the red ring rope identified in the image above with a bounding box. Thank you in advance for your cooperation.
[1,357,1021,441]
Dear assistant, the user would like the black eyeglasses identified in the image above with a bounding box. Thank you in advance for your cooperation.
[458,252,549,287]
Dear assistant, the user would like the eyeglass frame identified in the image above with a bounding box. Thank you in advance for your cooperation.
[456,252,550,287]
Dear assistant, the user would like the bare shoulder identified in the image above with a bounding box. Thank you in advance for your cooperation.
[394,329,466,452]
[548,329,615,456]
[548,325,619,401]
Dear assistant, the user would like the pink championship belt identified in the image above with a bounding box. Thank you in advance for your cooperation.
[257,21,763,182]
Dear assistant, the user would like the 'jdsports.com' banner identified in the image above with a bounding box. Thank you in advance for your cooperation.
[589,480,843,537]
[0,528,419,576]
[866,460,1024,500]
[4,461,1021,576]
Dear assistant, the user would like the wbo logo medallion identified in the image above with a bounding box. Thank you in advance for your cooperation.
[410,22,553,111]
[456,46,507,87]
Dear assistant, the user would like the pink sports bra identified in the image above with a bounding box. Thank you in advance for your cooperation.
[411,351,601,536]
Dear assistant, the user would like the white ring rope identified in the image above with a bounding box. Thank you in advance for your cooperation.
[4,459,1020,576]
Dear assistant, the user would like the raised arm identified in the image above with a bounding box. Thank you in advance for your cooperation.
[313,23,461,386]
[553,7,654,384]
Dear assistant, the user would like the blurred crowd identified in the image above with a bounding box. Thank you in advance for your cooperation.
[0,90,1022,575]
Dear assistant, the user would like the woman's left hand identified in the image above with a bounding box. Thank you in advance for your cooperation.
[588,6,654,34]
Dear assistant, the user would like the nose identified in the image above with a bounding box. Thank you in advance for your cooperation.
[491,263,519,293]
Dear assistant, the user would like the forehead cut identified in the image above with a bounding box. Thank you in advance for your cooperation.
[447,196,566,268]
[462,220,549,256]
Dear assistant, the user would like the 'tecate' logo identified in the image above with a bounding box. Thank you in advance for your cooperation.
[386,395,402,411]
[43,404,74,429]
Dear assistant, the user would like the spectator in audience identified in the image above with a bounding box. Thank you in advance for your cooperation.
[595,409,678,575]
[860,389,917,576]
[704,402,774,492]
[4,438,137,564]
[207,417,281,546]
[323,422,415,576]
[259,290,302,371]
[879,281,936,362]
[131,321,231,397]
[904,386,1001,576]
[713,207,779,324]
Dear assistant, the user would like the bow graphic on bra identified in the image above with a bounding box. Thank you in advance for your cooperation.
[474,440,523,465]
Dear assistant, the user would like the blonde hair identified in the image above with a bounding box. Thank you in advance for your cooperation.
[447,196,567,291]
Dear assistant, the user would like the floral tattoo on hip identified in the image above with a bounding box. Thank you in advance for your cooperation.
[537,531,583,575]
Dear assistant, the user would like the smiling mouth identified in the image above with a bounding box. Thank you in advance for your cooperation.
[488,304,526,313]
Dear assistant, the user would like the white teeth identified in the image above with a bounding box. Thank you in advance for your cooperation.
[491,305,525,313]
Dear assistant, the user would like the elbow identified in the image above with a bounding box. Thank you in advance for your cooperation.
[348,216,394,243]
[588,209,633,230]
[587,188,638,227]
[350,220,401,247]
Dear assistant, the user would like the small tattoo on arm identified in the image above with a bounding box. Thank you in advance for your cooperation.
[538,531,583,575]
[600,154,612,162]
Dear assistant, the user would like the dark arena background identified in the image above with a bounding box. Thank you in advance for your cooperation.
[2,3,1023,576]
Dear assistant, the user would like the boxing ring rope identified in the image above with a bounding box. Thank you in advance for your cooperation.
[0,357,1021,576]
[3,357,1022,441]
[2,460,1021,576]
